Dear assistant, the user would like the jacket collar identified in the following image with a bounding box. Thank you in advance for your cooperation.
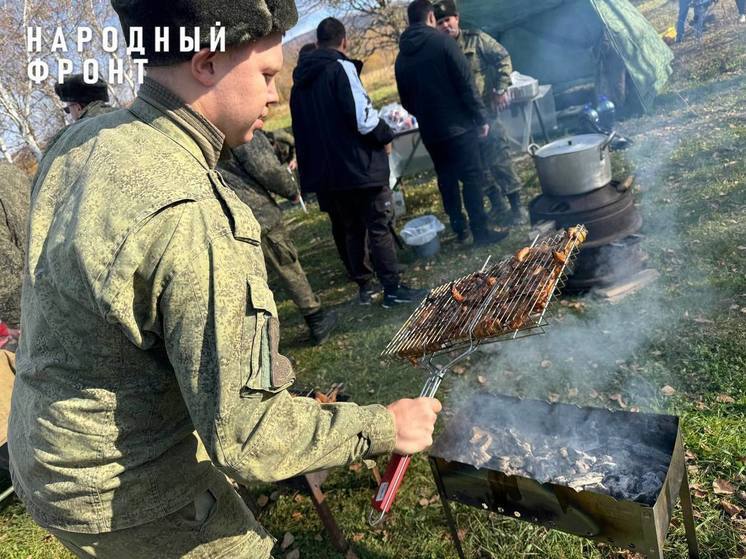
[129,77,225,169]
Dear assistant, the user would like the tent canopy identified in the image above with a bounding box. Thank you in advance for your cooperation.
[459,0,673,113]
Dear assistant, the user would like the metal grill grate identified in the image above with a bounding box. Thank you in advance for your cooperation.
[382,226,587,360]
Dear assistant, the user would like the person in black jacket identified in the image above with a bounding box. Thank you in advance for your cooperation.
[291,17,425,308]
[395,0,508,246]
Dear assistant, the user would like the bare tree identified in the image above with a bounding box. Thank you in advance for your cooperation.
[325,0,407,58]
[0,0,138,163]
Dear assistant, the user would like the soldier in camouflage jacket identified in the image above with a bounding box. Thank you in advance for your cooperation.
[435,0,529,225]
[8,1,441,557]
[218,130,338,344]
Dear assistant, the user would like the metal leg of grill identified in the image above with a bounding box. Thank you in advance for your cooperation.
[303,472,356,557]
[679,469,700,559]
[430,459,466,559]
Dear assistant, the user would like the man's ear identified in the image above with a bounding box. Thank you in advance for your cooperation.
[341,37,348,52]
[190,48,220,87]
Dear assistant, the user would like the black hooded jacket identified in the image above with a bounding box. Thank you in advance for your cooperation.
[395,23,487,145]
[290,48,394,194]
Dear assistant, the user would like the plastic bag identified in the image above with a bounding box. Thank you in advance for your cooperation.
[508,71,539,101]
[380,103,418,134]
[399,215,445,247]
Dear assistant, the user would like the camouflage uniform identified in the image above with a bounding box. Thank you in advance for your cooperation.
[218,131,321,317]
[45,100,117,154]
[264,129,295,166]
[8,78,396,557]
[457,29,523,206]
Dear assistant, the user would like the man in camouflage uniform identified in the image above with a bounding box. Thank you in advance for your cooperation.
[46,74,116,152]
[55,74,116,122]
[8,1,441,557]
[435,0,529,225]
[218,130,338,344]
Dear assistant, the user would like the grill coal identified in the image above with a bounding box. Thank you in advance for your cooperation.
[429,393,700,558]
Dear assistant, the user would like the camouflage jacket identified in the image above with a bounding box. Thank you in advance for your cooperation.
[44,101,117,154]
[8,77,396,534]
[264,129,295,165]
[457,28,513,106]
[217,130,299,232]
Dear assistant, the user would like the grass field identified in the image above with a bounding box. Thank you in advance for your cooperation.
[1,3,745,559]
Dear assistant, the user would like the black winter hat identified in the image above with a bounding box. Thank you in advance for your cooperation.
[434,0,458,21]
[110,0,299,66]
[54,74,109,104]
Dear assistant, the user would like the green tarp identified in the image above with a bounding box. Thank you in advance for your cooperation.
[459,0,673,112]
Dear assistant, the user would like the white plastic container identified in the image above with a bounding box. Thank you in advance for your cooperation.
[400,215,445,258]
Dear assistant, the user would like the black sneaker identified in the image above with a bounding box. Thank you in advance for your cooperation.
[456,230,470,243]
[358,285,375,305]
[382,284,428,308]
[473,228,509,247]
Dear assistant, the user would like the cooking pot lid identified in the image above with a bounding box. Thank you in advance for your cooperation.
[534,134,608,158]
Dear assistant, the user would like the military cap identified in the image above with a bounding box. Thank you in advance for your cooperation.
[54,74,109,104]
[434,0,458,21]
[111,0,299,66]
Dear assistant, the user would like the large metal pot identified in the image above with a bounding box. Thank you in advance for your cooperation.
[528,133,616,196]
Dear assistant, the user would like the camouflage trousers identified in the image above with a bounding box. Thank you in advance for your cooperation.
[48,469,275,558]
[262,222,321,317]
[480,119,522,201]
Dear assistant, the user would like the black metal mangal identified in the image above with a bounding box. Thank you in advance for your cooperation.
[429,393,699,559]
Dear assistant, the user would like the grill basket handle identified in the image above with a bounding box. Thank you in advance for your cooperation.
[369,453,413,525]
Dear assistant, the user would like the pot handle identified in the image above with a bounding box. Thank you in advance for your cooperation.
[599,131,618,155]
[528,143,540,157]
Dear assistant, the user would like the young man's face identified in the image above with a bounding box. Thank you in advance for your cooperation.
[211,33,284,147]
[437,15,460,38]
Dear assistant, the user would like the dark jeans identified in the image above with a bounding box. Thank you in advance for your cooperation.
[426,130,488,237]
[324,187,400,290]
[677,0,707,40]
[738,0,745,15]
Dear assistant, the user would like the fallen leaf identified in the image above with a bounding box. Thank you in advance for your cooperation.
[291,511,303,521]
[540,360,552,369]
[293,494,305,503]
[286,550,300,559]
[548,393,560,403]
[609,394,628,408]
[429,494,440,504]
[693,317,714,324]
[713,479,736,495]
[349,463,363,473]
[685,450,697,461]
[352,533,365,543]
[257,494,269,507]
[695,401,708,411]
[721,500,743,517]
[567,388,579,398]
[661,385,676,397]
[589,389,600,399]
[418,497,430,507]
[281,533,295,551]
[630,406,640,413]
[691,485,708,499]
[453,365,466,375]
[477,375,487,385]
[456,528,468,540]
[716,394,736,404]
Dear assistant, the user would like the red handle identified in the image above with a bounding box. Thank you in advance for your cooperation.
[371,453,412,514]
